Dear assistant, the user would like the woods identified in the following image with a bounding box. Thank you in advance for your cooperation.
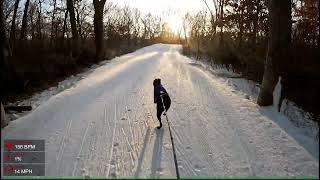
[0,0,319,121]
[183,0,320,121]
[0,0,180,103]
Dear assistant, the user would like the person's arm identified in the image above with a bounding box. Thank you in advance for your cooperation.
[161,86,168,95]
[154,88,156,103]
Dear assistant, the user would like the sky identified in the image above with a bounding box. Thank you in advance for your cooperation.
[108,0,211,33]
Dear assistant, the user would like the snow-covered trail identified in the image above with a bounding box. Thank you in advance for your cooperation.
[1,44,319,178]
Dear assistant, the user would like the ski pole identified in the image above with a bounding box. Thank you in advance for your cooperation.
[160,94,180,179]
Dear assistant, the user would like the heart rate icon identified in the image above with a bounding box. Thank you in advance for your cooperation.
[5,143,13,150]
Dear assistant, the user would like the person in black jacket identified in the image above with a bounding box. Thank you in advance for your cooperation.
[153,78,171,129]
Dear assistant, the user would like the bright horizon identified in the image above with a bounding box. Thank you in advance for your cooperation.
[109,0,211,33]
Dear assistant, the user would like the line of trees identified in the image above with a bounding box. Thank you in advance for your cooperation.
[183,0,320,120]
[0,0,180,102]
[1,0,319,121]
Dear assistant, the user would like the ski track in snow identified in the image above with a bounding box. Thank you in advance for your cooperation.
[1,44,319,178]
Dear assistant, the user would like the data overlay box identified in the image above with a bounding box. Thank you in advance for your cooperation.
[3,139,45,176]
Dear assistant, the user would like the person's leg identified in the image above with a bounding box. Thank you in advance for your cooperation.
[156,103,164,128]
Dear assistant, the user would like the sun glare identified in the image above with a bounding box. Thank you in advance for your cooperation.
[167,16,183,34]
[109,0,205,35]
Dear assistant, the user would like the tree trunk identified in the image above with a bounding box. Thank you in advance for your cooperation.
[9,0,20,50]
[1,0,10,88]
[20,0,30,40]
[197,33,200,60]
[30,6,35,40]
[61,10,68,47]
[257,0,292,106]
[318,0,320,49]
[66,0,80,56]
[93,0,106,60]
[251,0,259,48]
[50,0,56,44]
[218,0,224,47]
[238,7,244,48]
[36,0,42,39]
[183,25,188,44]
[0,0,8,56]
[76,8,81,40]
[1,1,9,128]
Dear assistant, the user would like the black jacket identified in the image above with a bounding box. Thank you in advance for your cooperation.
[154,84,169,104]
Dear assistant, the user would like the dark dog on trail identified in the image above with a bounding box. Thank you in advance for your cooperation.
[153,78,171,129]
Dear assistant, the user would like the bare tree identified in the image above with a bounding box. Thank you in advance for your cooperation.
[20,0,30,40]
[93,0,106,60]
[50,0,56,43]
[67,0,80,55]
[9,0,19,49]
[131,8,141,45]
[1,0,10,100]
[36,0,42,39]
[318,0,320,49]
[62,9,68,40]
[28,1,36,40]
[4,0,15,20]
[257,0,292,106]
[201,0,216,36]
[182,14,188,44]
[217,0,224,46]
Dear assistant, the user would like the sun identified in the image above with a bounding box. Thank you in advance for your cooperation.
[167,15,183,34]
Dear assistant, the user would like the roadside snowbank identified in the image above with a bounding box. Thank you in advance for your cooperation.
[5,60,112,121]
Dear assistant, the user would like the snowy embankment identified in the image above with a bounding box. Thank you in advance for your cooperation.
[5,61,109,121]
[192,58,319,159]
[2,44,318,178]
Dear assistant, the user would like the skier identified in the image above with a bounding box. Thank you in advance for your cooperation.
[153,78,171,129]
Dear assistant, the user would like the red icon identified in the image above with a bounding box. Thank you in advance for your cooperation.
[6,154,12,161]
[5,142,13,150]
[4,165,14,173]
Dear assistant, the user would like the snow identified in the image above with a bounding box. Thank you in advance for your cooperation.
[273,76,282,112]
[1,44,319,178]
[191,58,319,160]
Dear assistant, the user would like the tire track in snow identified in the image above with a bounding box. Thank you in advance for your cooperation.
[56,116,73,174]
[106,103,117,177]
[86,120,99,177]
[131,100,144,160]
[101,102,114,177]
[171,107,199,172]
[105,103,111,133]
[213,92,255,176]
[98,104,109,177]
[84,104,111,178]
[165,59,253,176]
[121,127,136,161]
[191,66,311,176]
[205,72,294,175]
[162,62,199,177]
[125,105,138,155]
[190,69,254,176]
[215,90,311,176]
[72,121,90,176]
[170,107,209,176]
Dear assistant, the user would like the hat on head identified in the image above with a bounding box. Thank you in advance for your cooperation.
[153,78,161,86]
